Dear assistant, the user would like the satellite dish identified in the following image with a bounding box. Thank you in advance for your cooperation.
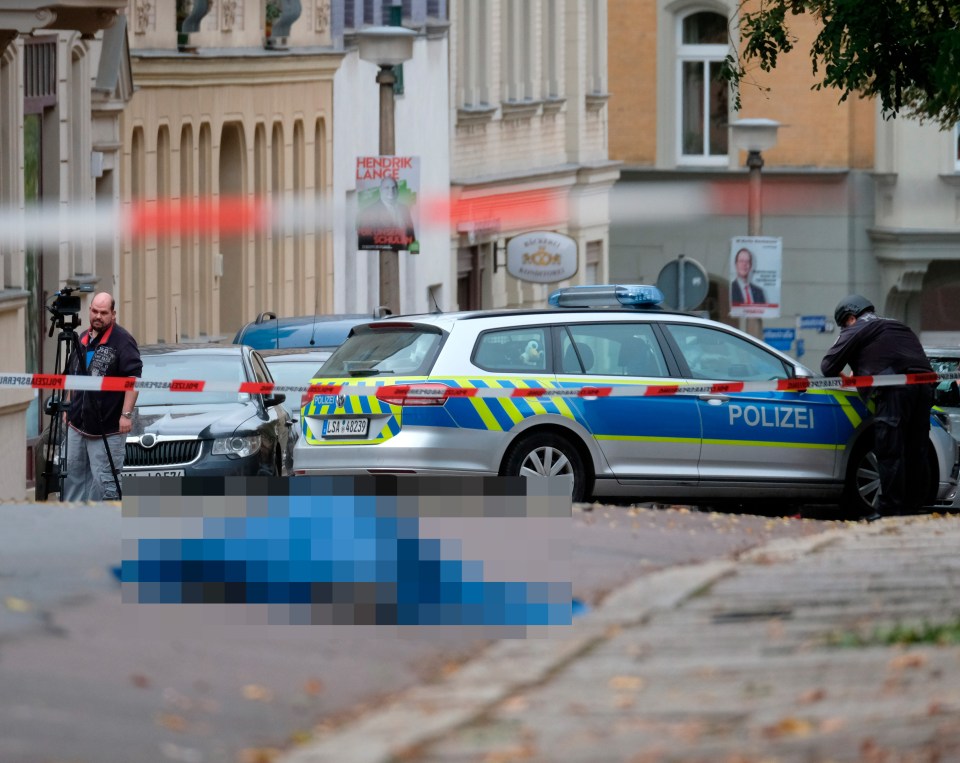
[656,255,709,311]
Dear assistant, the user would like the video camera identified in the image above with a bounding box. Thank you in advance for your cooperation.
[47,284,93,334]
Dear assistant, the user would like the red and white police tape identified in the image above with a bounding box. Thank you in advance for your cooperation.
[1,370,958,402]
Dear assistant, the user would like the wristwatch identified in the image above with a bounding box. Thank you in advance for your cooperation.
[121,411,133,419]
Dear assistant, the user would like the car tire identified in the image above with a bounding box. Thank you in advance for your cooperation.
[842,436,940,517]
[502,432,588,502]
[842,438,880,518]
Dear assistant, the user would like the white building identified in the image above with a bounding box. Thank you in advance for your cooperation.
[448,0,619,310]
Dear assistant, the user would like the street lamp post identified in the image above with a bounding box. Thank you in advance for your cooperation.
[730,118,780,339]
[357,25,416,316]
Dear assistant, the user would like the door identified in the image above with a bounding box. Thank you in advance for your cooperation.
[557,322,701,482]
[661,323,839,482]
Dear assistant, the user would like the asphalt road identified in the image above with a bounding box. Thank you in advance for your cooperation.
[0,500,835,763]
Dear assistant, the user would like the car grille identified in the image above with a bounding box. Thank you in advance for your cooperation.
[125,439,201,468]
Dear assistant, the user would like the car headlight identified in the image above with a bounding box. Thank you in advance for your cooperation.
[212,434,261,458]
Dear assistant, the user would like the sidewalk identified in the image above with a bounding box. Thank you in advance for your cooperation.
[282,515,960,763]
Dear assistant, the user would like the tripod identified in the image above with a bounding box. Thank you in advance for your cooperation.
[40,306,123,501]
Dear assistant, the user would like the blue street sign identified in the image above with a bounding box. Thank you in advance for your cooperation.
[763,327,796,353]
[796,338,805,357]
[799,315,827,332]
[763,328,796,342]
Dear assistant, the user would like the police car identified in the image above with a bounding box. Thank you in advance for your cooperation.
[292,285,959,514]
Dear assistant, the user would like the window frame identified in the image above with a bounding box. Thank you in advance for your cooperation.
[471,325,552,374]
[675,10,731,167]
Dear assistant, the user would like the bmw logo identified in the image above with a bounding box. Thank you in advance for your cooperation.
[140,433,157,449]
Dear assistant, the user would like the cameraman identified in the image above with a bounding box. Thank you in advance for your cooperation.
[63,292,142,501]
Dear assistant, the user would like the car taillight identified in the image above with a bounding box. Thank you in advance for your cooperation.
[376,383,450,406]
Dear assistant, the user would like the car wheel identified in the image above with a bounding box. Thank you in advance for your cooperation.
[502,432,588,502]
[842,438,940,517]
[842,439,880,518]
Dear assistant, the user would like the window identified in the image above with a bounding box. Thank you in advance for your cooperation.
[541,0,561,99]
[677,11,730,165]
[457,0,491,107]
[321,329,442,377]
[585,0,605,95]
[473,327,549,373]
[502,0,533,102]
[664,324,790,381]
[955,124,960,171]
[585,240,602,285]
[559,324,667,377]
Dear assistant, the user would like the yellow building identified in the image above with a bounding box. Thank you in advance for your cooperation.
[120,0,342,344]
[607,0,960,361]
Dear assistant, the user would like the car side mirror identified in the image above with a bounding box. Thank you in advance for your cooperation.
[265,393,286,407]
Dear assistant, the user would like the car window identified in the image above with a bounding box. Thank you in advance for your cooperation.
[560,323,667,377]
[250,352,272,385]
[929,356,959,375]
[138,356,246,406]
[664,323,790,381]
[264,359,329,416]
[320,329,441,377]
[473,327,550,373]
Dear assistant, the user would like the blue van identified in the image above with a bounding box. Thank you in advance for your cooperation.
[233,311,385,350]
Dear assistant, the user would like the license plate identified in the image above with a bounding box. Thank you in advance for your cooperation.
[323,417,368,437]
[123,469,185,477]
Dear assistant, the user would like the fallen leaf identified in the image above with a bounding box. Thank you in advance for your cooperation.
[4,596,32,613]
[130,673,151,689]
[888,652,928,671]
[608,675,644,692]
[797,688,827,704]
[302,678,324,696]
[242,684,274,702]
[764,716,813,738]
[819,717,846,734]
[501,695,529,713]
[238,748,282,763]
[156,713,187,732]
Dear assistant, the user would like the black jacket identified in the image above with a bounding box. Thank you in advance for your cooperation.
[821,316,931,378]
[67,323,142,436]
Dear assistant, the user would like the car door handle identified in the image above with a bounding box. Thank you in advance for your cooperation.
[698,394,730,404]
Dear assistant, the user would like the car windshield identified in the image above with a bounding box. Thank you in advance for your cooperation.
[138,355,246,406]
[929,356,959,374]
[264,357,330,416]
[319,329,441,377]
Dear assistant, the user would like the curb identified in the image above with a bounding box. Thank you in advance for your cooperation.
[279,523,856,763]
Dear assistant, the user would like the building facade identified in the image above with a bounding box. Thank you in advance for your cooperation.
[331,0,452,316]
[0,2,130,498]
[449,0,619,310]
[607,0,960,368]
[120,0,345,344]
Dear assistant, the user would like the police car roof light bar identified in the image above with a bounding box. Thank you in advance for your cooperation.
[548,284,664,309]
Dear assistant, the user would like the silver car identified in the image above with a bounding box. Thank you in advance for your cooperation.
[293,285,959,515]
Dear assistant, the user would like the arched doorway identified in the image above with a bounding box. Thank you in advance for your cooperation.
[218,122,246,335]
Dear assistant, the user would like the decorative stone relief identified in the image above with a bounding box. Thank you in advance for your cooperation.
[315,0,330,33]
[220,0,235,30]
[221,0,239,31]
[133,0,154,34]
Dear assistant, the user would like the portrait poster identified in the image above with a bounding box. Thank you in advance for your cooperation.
[356,156,420,252]
[729,236,782,319]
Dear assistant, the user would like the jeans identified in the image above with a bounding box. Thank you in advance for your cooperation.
[63,426,126,502]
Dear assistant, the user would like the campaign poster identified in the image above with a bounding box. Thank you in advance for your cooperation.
[356,156,420,253]
[729,236,782,319]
